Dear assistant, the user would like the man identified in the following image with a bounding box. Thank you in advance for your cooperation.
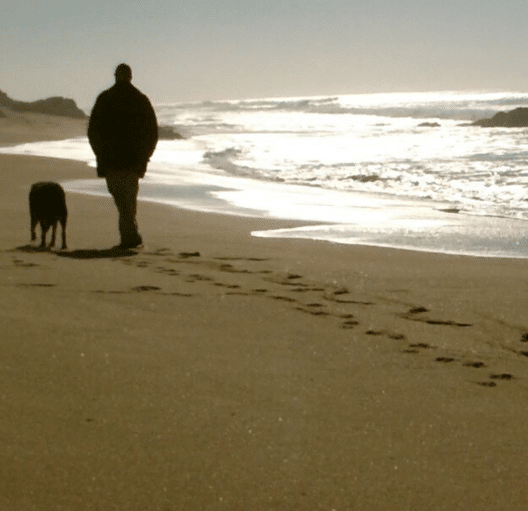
[88,63,158,248]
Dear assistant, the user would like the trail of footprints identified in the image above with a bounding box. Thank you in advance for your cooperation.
[9,248,528,388]
[118,249,528,388]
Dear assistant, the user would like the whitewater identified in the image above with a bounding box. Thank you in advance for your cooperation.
[2,90,528,258]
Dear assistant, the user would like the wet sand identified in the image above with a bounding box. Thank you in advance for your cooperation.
[2,111,528,510]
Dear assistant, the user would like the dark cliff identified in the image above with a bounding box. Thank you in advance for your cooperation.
[0,89,87,119]
[473,107,528,127]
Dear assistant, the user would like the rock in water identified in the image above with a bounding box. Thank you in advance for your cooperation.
[473,107,528,127]
[158,125,184,139]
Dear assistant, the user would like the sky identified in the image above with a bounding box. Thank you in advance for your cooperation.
[2,0,528,110]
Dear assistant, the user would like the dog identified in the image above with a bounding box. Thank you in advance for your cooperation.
[29,181,68,250]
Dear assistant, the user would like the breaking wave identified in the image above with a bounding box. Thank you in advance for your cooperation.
[168,91,528,122]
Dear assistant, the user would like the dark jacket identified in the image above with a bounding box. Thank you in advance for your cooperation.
[88,82,158,177]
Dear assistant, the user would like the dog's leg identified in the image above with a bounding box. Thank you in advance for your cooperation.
[30,216,37,242]
[49,222,57,248]
[40,223,50,248]
[60,217,67,250]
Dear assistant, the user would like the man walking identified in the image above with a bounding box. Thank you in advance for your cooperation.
[88,63,158,248]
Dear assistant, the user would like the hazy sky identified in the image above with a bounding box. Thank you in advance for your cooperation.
[2,0,528,109]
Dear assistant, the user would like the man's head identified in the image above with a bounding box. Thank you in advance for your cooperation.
[114,63,132,83]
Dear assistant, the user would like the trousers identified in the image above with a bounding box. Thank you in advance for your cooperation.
[105,170,142,246]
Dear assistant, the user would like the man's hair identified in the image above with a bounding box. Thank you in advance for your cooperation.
[115,63,132,82]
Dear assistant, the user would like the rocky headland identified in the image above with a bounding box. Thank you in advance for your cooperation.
[0,88,184,140]
[0,89,87,119]
[473,107,528,127]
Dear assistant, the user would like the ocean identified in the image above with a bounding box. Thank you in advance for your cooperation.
[3,90,528,258]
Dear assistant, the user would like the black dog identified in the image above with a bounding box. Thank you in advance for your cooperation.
[29,182,68,250]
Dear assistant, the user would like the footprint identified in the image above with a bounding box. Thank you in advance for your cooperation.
[214,256,267,262]
[435,357,455,363]
[270,295,297,302]
[132,285,161,292]
[154,266,179,275]
[403,343,435,353]
[93,290,127,295]
[281,280,307,287]
[462,361,486,368]
[408,306,429,314]
[189,274,213,281]
[291,287,325,293]
[219,264,250,274]
[214,283,240,289]
[400,308,472,328]
[476,381,497,387]
[179,252,200,258]
[490,373,513,380]
[162,269,180,276]
[13,260,39,268]
[364,330,405,340]
[217,261,272,275]
[286,274,303,280]
[295,307,330,317]
[327,293,374,305]
[17,283,55,287]
[341,319,360,329]
[425,319,472,327]
[409,342,432,349]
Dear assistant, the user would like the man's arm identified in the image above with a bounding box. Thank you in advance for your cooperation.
[144,96,158,160]
[87,97,104,157]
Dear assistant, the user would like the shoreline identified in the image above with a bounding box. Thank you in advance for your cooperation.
[62,175,528,259]
[2,129,528,259]
[2,114,528,509]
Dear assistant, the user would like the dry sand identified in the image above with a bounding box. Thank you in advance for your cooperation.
[1,112,528,510]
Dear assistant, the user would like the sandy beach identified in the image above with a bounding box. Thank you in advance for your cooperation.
[2,111,528,510]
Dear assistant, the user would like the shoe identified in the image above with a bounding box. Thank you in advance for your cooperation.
[118,236,143,249]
